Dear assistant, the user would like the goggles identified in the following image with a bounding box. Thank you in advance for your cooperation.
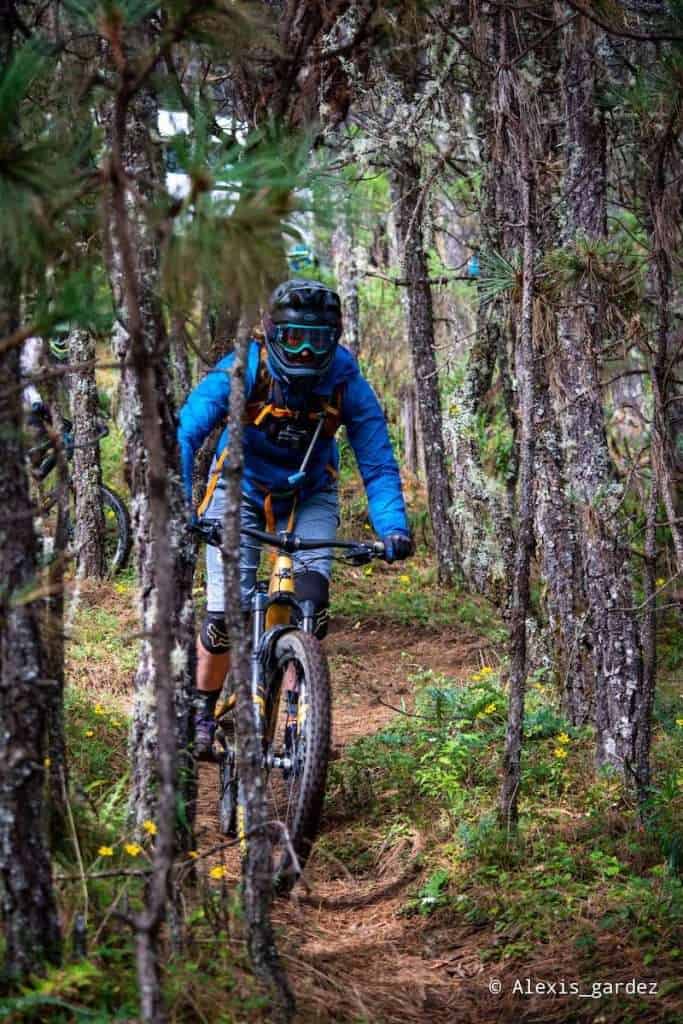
[272,323,338,355]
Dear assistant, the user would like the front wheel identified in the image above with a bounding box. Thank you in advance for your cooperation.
[266,630,331,894]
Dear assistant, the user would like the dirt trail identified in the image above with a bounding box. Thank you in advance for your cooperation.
[195,619,507,1023]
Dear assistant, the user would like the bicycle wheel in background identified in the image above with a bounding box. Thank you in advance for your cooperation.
[100,485,132,575]
[265,629,332,894]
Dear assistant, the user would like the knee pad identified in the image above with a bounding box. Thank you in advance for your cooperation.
[200,612,231,654]
[294,571,330,639]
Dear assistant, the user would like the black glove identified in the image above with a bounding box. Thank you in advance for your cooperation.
[382,530,413,563]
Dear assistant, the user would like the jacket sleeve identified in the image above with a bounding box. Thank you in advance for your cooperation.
[177,354,234,502]
[343,371,409,537]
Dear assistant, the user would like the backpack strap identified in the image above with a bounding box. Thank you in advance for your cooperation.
[197,446,231,516]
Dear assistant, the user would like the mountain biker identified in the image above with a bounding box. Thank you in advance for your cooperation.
[178,279,413,758]
[20,327,70,466]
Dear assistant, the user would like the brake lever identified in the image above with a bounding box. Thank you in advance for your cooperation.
[345,545,374,566]
[189,518,222,547]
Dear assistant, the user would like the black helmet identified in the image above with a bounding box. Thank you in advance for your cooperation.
[263,279,342,384]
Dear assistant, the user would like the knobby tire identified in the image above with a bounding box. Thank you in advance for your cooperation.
[266,629,331,893]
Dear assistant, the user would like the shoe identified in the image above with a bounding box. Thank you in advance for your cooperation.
[194,704,217,761]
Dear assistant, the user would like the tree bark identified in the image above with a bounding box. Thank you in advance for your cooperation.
[104,44,197,1019]
[0,253,61,980]
[500,127,536,830]
[393,161,457,583]
[222,316,295,1021]
[400,383,421,479]
[554,17,643,776]
[105,82,196,844]
[170,313,193,407]
[332,212,360,358]
[70,327,107,578]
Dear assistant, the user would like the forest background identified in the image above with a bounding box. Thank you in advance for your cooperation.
[1,1,683,1022]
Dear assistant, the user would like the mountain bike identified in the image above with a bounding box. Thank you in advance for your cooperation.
[29,416,132,576]
[191,516,388,894]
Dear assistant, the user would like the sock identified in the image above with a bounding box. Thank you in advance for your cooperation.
[195,689,220,715]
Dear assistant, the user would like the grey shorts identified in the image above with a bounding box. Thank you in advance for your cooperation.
[204,483,340,612]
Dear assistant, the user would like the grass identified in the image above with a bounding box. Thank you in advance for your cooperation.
[331,556,505,638]
[2,679,268,1023]
[325,663,683,988]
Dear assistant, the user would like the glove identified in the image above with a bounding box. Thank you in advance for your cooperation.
[382,530,413,563]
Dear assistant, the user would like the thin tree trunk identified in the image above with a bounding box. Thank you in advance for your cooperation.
[648,150,683,575]
[635,475,657,798]
[222,315,295,1021]
[170,313,193,406]
[109,80,178,1022]
[332,212,360,357]
[0,258,61,980]
[104,82,196,842]
[393,161,457,583]
[70,327,106,578]
[400,383,420,478]
[500,128,536,830]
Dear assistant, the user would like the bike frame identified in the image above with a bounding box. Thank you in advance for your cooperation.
[194,520,385,742]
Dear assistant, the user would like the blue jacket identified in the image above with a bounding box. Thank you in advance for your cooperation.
[178,340,409,537]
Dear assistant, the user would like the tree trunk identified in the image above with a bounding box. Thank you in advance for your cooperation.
[170,313,193,406]
[222,315,295,1020]
[105,84,196,841]
[0,264,61,980]
[70,327,106,578]
[534,355,593,725]
[332,212,360,357]
[555,18,642,776]
[400,383,420,478]
[500,128,536,830]
[105,62,196,1023]
[393,161,457,583]
[635,475,657,798]
[444,10,515,605]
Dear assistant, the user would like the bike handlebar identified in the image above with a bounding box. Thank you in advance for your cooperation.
[189,518,387,563]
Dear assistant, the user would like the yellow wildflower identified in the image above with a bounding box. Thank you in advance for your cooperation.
[43,757,51,769]
[656,577,666,588]
[557,732,571,745]
[209,865,226,880]
[554,747,568,760]
[84,729,94,738]
[484,702,497,714]
[363,565,373,577]
[98,845,114,857]
[94,703,105,716]
[479,666,494,677]
[124,842,142,857]
[399,575,410,585]
[188,851,200,860]
[142,820,157,836]
[676,718,683,728]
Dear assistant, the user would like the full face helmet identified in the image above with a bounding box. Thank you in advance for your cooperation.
[49,322,70,362]
[263,279,342,385]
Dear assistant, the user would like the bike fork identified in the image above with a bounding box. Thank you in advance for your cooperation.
[250,590,268,736]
